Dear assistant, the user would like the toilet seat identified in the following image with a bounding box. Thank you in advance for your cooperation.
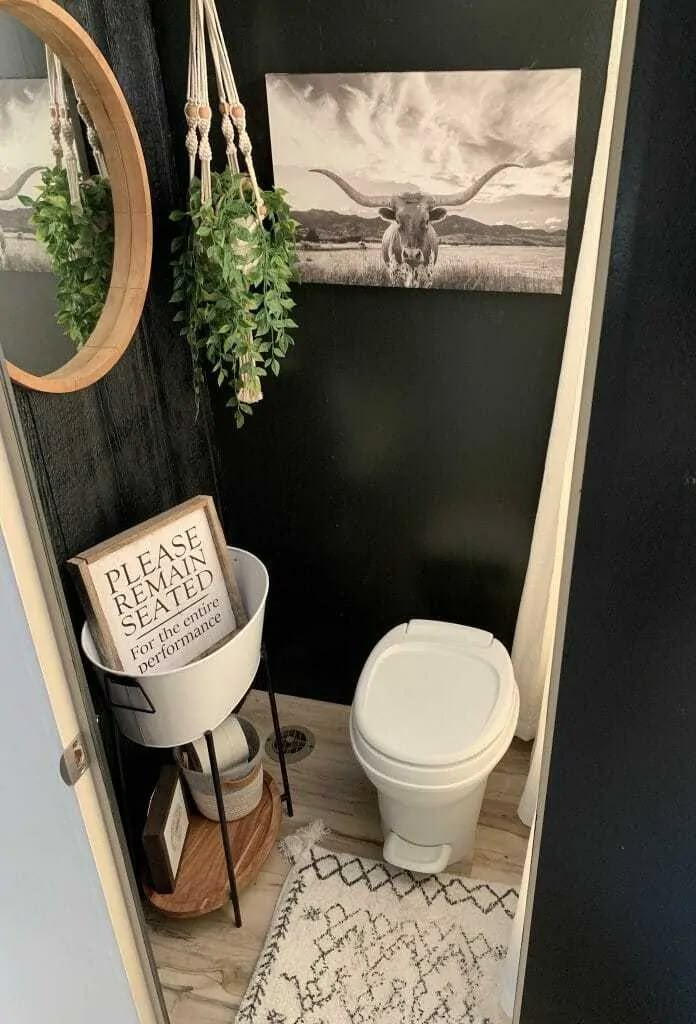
[350,619,519,790]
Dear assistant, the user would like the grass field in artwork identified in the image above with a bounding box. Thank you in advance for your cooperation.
[297,242,564,293]
[0,233,51,273]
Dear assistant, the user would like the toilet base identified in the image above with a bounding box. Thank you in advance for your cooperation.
[377,779,487,872]
[383,832,453,874]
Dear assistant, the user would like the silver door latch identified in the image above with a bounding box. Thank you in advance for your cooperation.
[59,732,89,786]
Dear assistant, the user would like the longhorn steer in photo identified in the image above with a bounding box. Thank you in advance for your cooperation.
[310,164,520,288]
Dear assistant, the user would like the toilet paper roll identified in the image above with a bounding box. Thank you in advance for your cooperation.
[188,715,249,774]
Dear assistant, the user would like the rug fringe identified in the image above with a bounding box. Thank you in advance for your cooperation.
[279,819,330,864]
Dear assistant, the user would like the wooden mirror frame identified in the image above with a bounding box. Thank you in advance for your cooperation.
[0,0,152,393]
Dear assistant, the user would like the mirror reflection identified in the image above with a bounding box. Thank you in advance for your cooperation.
[0,12,113,375]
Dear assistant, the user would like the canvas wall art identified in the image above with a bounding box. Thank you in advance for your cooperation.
[266,69,581,293]
[0,78,52,273]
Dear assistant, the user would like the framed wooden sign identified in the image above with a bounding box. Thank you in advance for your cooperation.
[68,495,247,674]
[143,765,189,893]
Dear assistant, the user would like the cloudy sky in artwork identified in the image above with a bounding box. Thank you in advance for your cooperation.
[0,80,52,204]
[266,69,581,230]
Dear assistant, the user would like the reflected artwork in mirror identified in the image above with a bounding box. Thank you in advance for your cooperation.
[0,0,151,393]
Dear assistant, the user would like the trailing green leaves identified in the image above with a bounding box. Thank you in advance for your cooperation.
[20,167,114,348]
[169,169,298,427]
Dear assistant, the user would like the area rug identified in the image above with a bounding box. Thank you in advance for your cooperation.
[236,822,517,1024]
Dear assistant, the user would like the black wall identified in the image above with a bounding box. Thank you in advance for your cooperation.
[522,0,696,1020]
[152,0,616,703]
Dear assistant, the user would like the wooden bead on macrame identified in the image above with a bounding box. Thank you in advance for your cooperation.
[230,103,248,143]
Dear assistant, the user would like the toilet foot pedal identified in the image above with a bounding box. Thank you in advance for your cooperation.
[383,832,452,874]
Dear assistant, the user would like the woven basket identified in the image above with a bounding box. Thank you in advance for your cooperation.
[175,717,263,822]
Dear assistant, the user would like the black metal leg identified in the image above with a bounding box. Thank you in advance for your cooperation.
[262,645,294,817]
[205,730,242,927]
[107,700,139,870]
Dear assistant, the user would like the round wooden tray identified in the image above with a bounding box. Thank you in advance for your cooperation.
[145,771,281,918]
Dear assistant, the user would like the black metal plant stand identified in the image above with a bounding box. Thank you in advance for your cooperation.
[260,645,293,817]
[102,641,293,928]
[212,644,293,926]
[204,728,242,926]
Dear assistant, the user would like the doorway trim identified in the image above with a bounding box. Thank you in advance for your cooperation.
[509,0,641,1017]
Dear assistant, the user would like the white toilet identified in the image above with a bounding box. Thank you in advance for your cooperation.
[350,619,519,873]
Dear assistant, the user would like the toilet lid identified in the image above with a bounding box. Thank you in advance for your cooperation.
[352,622,516,768]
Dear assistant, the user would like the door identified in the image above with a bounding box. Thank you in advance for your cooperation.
[0,363,165,1024]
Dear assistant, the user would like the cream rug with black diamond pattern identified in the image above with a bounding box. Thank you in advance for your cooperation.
[236,822,517,1024]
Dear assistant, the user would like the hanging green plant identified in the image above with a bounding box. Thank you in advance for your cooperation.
[20,166,114,349]
[170,169,298,428]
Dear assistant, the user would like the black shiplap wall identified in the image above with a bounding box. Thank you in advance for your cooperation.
[151,0,616,702]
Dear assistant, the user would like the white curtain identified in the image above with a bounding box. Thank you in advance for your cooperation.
[511,0,630,826]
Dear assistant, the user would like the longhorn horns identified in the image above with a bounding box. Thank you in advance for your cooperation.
[0,166,44,202]
[309,168,391,208]
[428,163,522,206]
[310,162,521,209]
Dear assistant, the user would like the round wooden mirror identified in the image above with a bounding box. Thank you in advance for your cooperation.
[0,0,151,392]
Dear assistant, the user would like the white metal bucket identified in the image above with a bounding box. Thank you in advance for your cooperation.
[80,547,268,748]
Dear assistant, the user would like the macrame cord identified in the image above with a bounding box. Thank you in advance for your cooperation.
[74,88,109,179]
[185,0,264,219]
[186,0,213,203]
[45,45,81,208]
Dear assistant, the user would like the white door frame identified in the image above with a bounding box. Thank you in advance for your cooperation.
[0,362,167,1023]
[508,0,641,1016]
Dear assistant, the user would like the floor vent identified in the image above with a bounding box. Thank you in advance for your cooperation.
[265,726,315,764]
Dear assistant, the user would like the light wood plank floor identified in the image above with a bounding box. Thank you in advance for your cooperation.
[146,692,531,1023]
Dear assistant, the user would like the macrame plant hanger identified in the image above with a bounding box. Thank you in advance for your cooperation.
[185,0,266,404]
[45,48,109,202]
